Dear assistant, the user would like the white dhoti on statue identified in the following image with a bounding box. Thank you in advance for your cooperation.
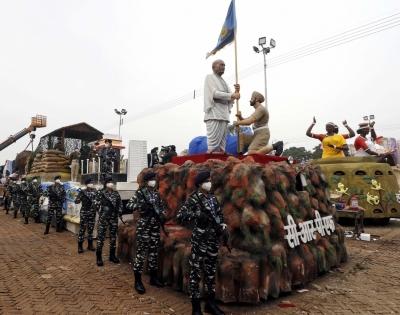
[203,73,233,153]
[206,120,228,152]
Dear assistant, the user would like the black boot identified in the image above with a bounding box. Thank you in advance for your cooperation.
[24,216,29,224]
[204,295,224,315]
[34,217,40,223]
[78,241,84,254]
[13,210,17,218]
[149,270,164,287]
[191,298,203,315]
[56,222,62,232]
[134,271,146,294]
[109,247,120,264]
[96,249,104,266]
[272,141,284,156]
[44,223,50,235]
[87,240,96,251]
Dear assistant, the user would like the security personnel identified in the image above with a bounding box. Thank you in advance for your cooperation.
[19,176,30,224]
[177,171,228,315]
[100,139,117,182]
[28,177,43,223]
[12,177,23,219]
[43,175,66,234]
[3,176,11,214]
[75,178,97,253]
[95,176,123,266]
[126,172,166,294]
[6,176,18,215]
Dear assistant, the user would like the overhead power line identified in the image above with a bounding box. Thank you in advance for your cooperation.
[104,11,400,130]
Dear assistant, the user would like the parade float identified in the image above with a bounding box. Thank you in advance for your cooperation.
[314,156,400,223]
[118,154,347,304]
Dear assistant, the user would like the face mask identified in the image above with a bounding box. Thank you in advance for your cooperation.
[87,183,94,189]
[55,179,61,184]
[148,180,156,188]
[201,181,212,192]
[106,183,114,189]
[32,179,38,183]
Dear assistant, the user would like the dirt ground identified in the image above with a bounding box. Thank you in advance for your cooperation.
[0,208,399,315]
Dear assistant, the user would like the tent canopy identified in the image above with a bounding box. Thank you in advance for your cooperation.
[40,122,103,142]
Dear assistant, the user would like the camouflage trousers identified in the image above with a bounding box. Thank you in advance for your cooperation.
[11,197,20,215]
[78,207,96,243]
[46,203,63,225]
[189,229,219,299]
[29,199,41,219]
[19,200,29,218]
[96,212,118,251]
[133,217,160,273]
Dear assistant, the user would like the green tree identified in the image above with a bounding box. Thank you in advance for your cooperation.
[282,146,313,161]
[311,145,322,159]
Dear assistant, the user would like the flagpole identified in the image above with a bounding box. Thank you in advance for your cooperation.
[233,3,240,154]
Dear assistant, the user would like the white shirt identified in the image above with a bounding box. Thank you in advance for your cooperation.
[203,73,233,122]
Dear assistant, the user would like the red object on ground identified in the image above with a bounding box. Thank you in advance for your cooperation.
[172,153,287,166]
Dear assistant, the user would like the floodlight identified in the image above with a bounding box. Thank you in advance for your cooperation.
[258,37,266,45]
[270,38,276,48]
[121,109,128,115]
[363,116,369,121]
[115,109,121,115]
[253,46,260,53]
[369,114,375,120]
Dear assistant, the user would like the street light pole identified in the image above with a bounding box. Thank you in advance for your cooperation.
[114,108,128,138]
[263,51,267,108]
[253,37,276,110]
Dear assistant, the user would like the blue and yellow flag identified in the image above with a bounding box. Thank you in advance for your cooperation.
[206,0,237,58]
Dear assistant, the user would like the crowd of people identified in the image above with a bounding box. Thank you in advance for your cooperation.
[306,117,396,165]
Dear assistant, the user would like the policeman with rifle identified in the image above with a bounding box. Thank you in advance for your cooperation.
[43,175,66,234]
[94,176,123,266]
[177,170,229,315]
[126,171,167,294]
[75,178,97,254]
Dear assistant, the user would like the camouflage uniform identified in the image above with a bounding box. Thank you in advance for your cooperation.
[95,188,123,252]
[43,184,66,225]
[4,179,12,213]
[19,181,30,220]
[10,181,22,218]
[27,181,43,222]
[75,187,97,243]
[126,187,166,273]
[100,147,117,182]
[177,191,225,300]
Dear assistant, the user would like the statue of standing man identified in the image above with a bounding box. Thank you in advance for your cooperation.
[204,60,240,153]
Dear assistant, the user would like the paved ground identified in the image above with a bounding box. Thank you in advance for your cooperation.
[0,209,399,315]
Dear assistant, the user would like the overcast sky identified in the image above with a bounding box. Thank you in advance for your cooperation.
[1,0,400,162]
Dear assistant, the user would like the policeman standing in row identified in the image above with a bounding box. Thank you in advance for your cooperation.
[100,139,117,182]
[44,175,66,234]
[4,176,12,214]
[75,178,97,254]
[126,172,166,294]
[19,176,30,223]
[177,171,228,315]
[28,177,43,223]
[95,176,122,266]
[10,176,21,218]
